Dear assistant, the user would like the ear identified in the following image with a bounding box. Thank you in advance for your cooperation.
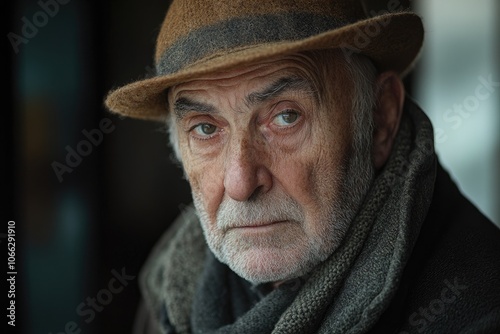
[372,71,405,170]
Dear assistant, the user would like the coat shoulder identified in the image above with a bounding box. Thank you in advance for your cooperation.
[373,163,500,333]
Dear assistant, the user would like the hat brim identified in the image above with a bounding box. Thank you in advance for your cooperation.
[105,12,423,122]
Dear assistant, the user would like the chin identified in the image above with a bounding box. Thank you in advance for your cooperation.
[219,245,323,284]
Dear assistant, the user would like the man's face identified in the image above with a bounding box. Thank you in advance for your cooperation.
[168,52,372,283]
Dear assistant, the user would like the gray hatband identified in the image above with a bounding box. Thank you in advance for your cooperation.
[156,12,348,76]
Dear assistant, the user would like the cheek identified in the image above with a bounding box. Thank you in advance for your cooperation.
[189,168,225,222]
[274,110,351,212]
[181,145,225,222]
[276,147,344,210]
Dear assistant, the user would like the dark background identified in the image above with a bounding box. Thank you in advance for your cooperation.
[4,0,498,333]
[6,1,192,333]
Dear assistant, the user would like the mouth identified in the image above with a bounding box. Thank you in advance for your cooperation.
[231,220,289,230]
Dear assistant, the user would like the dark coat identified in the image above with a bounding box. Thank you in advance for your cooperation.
[133,162,500,334]
[370,163,500,333]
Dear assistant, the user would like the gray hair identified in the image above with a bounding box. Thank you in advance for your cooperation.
[166,103,183,165]
[165,51,378,167]
[341,52,378,210]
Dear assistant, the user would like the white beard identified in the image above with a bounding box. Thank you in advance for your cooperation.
[192,147,374,284]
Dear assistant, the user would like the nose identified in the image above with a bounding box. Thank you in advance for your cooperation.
[223,136,272,201]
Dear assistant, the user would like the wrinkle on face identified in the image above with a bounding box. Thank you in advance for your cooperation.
[168,51,366,283]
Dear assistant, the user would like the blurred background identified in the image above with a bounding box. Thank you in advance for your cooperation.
[4,0,499,333]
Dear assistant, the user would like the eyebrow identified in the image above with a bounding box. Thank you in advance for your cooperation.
[246,75,317,106]
[172,75,317,120]
[173,97,216,120]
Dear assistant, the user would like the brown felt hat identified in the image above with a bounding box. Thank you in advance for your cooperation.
[105,0,424,122]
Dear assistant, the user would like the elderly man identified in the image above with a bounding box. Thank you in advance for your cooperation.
[105,0,500,333]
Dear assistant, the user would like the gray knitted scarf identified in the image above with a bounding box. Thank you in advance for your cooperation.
[139,99,437,334]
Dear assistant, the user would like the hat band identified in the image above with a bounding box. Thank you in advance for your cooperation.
[156,12,347,76]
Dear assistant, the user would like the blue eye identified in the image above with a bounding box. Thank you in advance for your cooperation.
[273,110,300,126]
[193,123,217,136]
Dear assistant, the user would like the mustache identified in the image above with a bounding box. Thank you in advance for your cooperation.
[216,192,305,231]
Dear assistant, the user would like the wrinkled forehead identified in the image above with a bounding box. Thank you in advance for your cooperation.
[167,51,349,105]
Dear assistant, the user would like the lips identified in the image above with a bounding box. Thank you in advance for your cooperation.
[232,220,287,229]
